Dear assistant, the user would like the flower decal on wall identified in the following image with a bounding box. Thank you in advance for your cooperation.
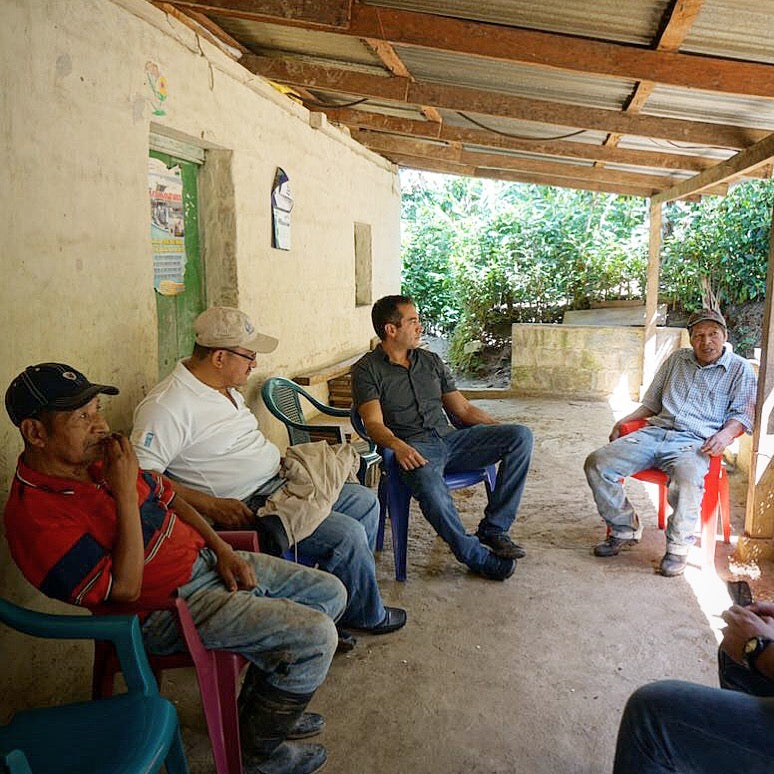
[145,61,168,116]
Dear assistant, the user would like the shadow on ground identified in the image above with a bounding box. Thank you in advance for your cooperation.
[177,397,770,774]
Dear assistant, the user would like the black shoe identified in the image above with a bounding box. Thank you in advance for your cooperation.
[360,606,407,635]
[287,712,324,740]
[593,535,639,557]
[336,628,357,653]
[244,741,327,774]
[476,553,516,581]
[659,552,688,577]
[477,530,526,559]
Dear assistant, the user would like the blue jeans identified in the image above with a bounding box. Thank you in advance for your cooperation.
[296,482,386,629]
[613,680,774,773]
[584,427,710,555]
[399,424,533,570]
[142,549,346,695]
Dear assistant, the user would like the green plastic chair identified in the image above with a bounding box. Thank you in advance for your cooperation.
[261,376,380,484]
[0,598,188,774]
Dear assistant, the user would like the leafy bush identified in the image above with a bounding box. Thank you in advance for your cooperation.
[400,171,773,372]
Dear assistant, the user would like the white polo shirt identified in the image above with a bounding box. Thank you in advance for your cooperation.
[131,361,281,500]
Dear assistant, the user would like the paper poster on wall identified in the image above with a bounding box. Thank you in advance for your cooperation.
[149,157,187,296]
[271,167,293,250]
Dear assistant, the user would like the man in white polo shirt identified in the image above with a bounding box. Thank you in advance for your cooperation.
[131,306,406,642]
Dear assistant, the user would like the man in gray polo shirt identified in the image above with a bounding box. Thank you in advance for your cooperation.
[352,295,533,581]
[584,307,757,577]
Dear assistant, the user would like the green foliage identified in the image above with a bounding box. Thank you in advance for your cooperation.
[400,171,774,371]
[660,181,774,310]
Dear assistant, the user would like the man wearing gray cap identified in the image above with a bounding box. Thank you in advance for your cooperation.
[584,308,757,577]
[132,306,406,641]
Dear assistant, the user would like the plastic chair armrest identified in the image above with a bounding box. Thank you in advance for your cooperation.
[619,419,648,436]
[0,599,154,695]
[217,530,260,552]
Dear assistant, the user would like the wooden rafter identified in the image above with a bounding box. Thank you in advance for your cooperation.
[653,131,774,203]
[173,1,774,99]
[362,39,442,125]
[242,56,769,149]
[386,153,662,198]
[338,112,725,173]
[356,132,730,194]
[597,0,705,167]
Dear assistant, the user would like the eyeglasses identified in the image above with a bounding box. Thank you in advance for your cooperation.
[222,349,257,363]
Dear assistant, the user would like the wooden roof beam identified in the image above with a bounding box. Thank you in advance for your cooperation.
[335,111,722,172]
[171,0,352,27]
[243,56,769,149]
[597,0,705,166]
[386,153,659,198]
[362,39,441,124]
[653,131,774,203]
[356,131,729,193]
[175,1,774,98]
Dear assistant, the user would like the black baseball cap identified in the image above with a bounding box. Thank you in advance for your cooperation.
[5,363,119,426]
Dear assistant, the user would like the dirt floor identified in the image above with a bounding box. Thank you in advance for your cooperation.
[177,396,773,774]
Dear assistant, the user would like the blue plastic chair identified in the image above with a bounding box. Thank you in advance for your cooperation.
[262,376,381,484]
[0,598,188,774]
[350,407,496,581]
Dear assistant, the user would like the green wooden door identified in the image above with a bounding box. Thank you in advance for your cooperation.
[149,150,205,378]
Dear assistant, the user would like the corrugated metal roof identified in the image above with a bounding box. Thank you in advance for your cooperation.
[186,0,774,197]
[396,47,636,110]
[213,16,379,66]
[363,0,669,45]
[644,86,774,132]
[682,0,774,64]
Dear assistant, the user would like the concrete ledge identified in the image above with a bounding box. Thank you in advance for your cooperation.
[511,323,687,400]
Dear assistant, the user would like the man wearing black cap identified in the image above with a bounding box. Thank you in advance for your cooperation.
[584,308,757,576]
[131,306,406,641]
[4,362,347,774]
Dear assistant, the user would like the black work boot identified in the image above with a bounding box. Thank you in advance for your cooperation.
[238,666,327,774]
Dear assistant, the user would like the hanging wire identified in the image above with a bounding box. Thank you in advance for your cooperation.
[300,96,370,109]
[458,111,588,141]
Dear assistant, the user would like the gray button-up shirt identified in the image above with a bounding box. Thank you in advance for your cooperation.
[642,347,757,439]
[352,346,457,441]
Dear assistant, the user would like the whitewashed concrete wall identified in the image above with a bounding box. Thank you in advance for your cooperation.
[511,324,689,399]
[0,0,400,712]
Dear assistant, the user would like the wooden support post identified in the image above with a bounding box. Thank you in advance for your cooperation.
[641,199,662,397]
[739,203,774,562]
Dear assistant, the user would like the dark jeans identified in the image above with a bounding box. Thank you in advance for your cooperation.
[399,423,533,570]
[613,651,774,772]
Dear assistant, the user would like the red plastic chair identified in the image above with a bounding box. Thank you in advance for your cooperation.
[92,531,259,774]
[619,419,732,568]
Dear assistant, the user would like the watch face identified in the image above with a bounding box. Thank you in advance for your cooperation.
[745,637,759,655]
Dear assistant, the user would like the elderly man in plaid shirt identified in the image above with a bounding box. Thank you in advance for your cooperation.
[584,308,757,577]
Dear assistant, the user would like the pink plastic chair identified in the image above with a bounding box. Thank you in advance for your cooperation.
[619,420,733,568]
[92,531,258,774]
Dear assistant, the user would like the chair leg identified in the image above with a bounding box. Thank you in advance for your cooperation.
[387,476,413,582]
[376,476,388,552]
[700,476,722,571]
[165,720,191,774]
[719,470,731,544]
[92,641,118,699]
[214,653,245,774]
[657,483,668,531]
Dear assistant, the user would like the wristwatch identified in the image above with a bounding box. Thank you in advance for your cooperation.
[743,635,773,673]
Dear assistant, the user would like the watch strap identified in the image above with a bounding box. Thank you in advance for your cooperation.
[744,636,773,673]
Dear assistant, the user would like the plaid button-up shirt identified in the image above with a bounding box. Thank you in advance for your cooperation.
[642,347,757,439]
